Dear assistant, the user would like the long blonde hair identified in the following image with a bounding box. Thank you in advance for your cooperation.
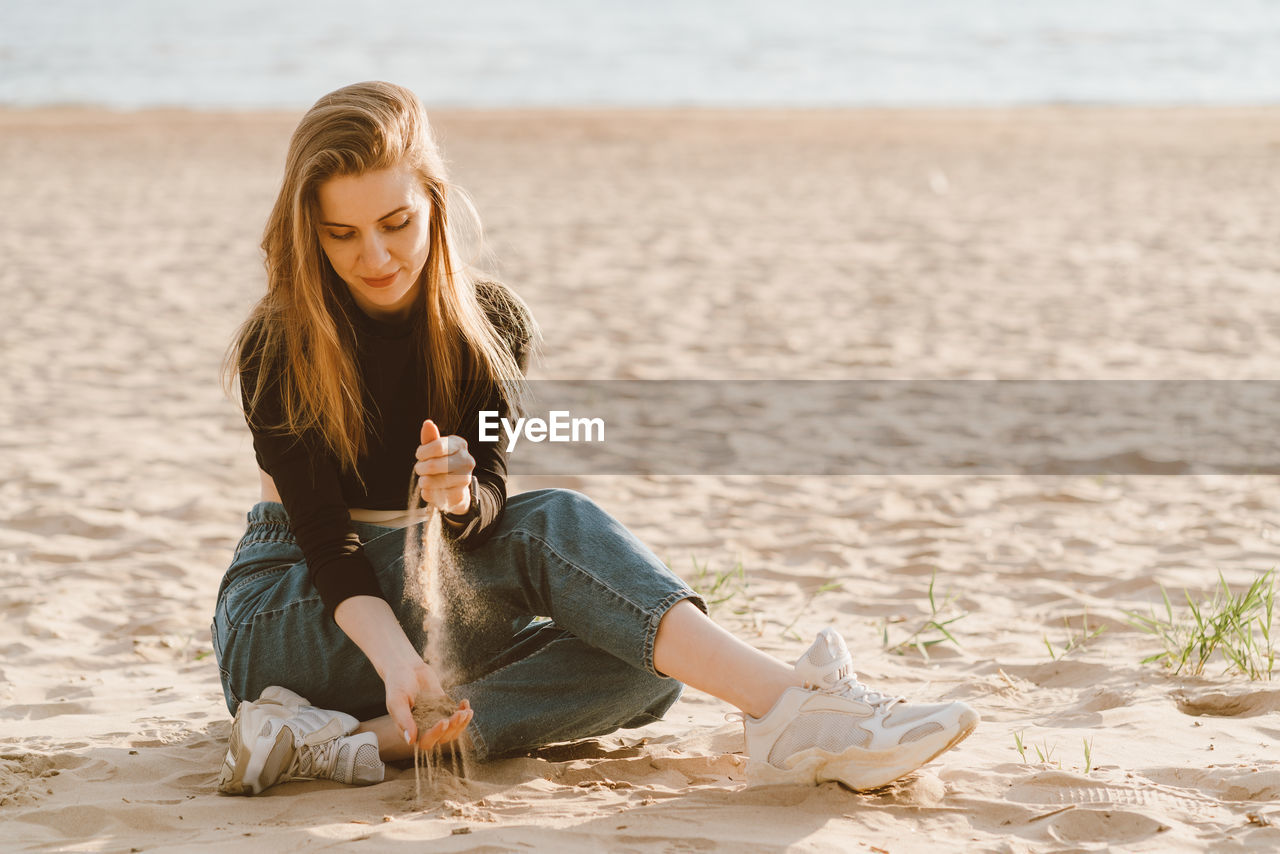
[221,81,537,478]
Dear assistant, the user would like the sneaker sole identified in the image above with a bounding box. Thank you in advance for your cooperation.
[216,716,249,795]
[215,690,315,796]
[243,722,299,795]
[821,707,979,791]
[754,706,980,792]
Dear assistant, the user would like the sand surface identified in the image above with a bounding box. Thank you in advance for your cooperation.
[3,107,1280,852]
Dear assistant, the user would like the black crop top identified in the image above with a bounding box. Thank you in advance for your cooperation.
[239,282,530,620]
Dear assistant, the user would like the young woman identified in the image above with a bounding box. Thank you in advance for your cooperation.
[213,81,977,796]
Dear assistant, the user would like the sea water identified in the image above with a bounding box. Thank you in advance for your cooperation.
[2,0,1279,109]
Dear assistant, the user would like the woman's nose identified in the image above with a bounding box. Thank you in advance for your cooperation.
[360,233,391,268]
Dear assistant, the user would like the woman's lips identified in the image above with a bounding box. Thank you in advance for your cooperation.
[361,271,399,289]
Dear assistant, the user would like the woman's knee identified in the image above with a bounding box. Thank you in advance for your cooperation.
[499,487,625,546]
[516,488,601,520]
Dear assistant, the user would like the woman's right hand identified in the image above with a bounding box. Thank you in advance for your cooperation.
[384,659,473,751]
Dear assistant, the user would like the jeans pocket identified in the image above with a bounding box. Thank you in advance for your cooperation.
[210,614,227,667]
[220,563,292,628]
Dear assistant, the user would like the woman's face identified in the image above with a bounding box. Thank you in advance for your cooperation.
[315,163,432,322]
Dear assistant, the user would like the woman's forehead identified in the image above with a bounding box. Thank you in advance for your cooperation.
[317,164,423,223]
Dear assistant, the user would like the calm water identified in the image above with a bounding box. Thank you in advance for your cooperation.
[3,0,1279,108]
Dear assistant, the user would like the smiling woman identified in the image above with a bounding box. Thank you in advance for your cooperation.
[316,167,431,321]
[212,80,976,799]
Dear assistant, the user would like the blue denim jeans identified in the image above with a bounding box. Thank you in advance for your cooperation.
[211,488,704,761]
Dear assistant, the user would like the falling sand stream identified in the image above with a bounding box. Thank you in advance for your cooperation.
[402,475,476,805]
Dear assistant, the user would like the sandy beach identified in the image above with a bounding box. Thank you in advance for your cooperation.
[3,106,1280,852]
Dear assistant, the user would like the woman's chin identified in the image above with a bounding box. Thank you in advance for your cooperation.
[348,282,419,320]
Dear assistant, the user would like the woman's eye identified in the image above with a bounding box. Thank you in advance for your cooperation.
[327,231,355,241]
[386,217,412,232]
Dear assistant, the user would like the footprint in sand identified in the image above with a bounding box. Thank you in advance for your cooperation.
[0,751,90,807]
[1173,687,1280,718]
[1044,807,1169,845]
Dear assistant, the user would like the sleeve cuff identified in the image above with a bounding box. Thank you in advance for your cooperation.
[441,475,479,527]
[441,475,503,549]
[310,548,388,622]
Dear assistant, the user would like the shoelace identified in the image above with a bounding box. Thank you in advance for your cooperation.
[724,672,907,725]
[822,673,904,714]
[286,737,340,781]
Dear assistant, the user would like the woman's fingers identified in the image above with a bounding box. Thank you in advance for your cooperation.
[441,707,471,743]
[415,434,469,461]
[414,431,474,513]
[417,474,472,516]
[435,711,471,747]
[449,700,473,741]
[414,702,473,750]
[416,714,465,750]
[416,718,449,751]
[387,694,417,746]
[415,475,472,496]
[414,458,474,479]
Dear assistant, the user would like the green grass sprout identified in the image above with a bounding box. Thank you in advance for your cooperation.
[1013,729,1028,764]
[1033,738,1060,768]
[689,556,747,608]
[883,570,966,659]
[686,556,762,635]
[1044,609,1107,661]
[1128,569,1276,680]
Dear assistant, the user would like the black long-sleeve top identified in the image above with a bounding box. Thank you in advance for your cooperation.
[239,283,529,620]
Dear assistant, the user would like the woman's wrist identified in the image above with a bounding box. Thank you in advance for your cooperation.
[441,477,475,525]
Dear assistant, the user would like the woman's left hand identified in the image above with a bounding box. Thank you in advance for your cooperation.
[415,419,475,515]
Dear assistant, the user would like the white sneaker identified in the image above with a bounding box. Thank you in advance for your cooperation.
[743,628,978,791]
[218,686,385,795]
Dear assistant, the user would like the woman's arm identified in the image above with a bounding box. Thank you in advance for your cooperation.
[333,595,424,681]
[241,329,471,748]
[334,595,468,747]
[240,339,387,621]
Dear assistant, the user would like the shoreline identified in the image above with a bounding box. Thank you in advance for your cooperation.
[5,102,1280,121]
